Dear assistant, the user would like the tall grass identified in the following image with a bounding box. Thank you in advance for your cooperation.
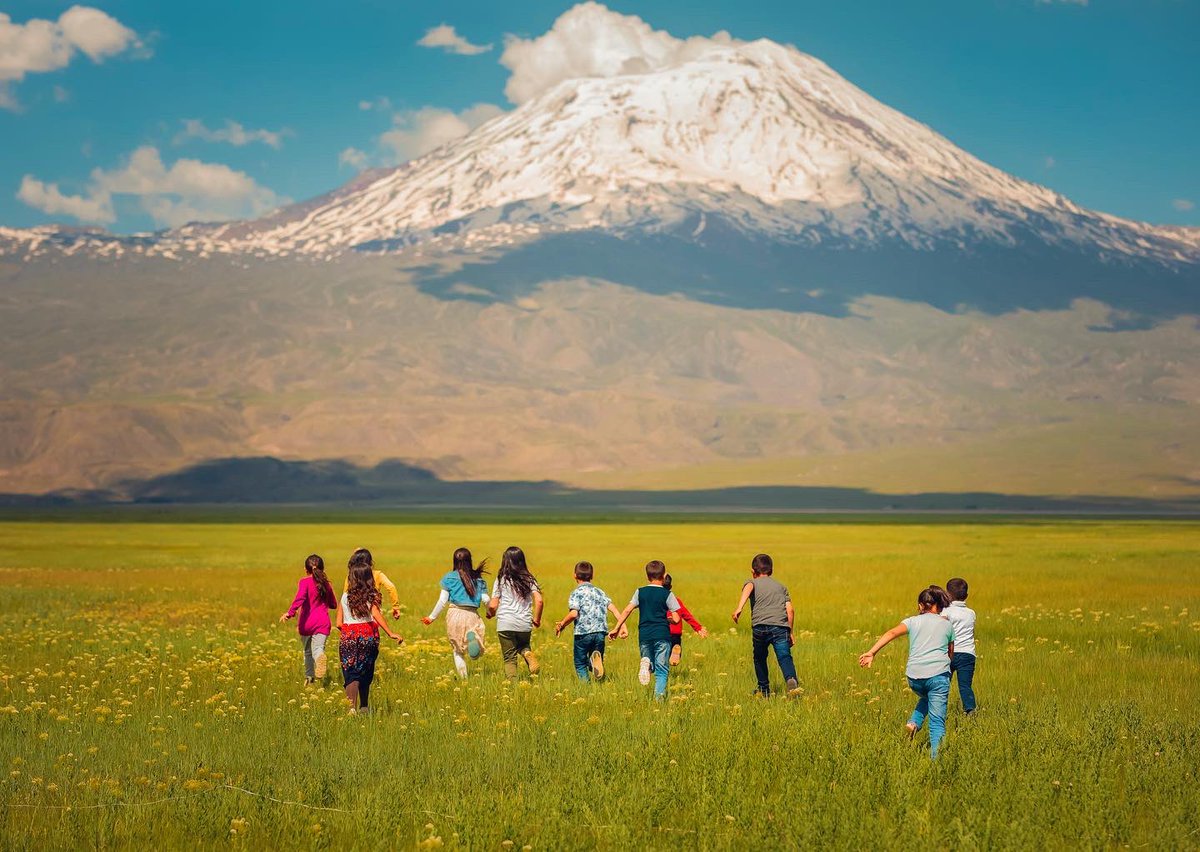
[0,519,1197,849]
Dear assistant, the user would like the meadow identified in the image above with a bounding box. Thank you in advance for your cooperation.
[0,514,1197,850]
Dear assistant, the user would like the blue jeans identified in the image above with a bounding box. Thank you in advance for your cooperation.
[752,625,797,695]
[573,632,606,680]
[950,652,977,713]
[639,638,671,698]
[907,671,951,759]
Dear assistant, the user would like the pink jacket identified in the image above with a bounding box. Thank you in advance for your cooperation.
[286,576,336,635]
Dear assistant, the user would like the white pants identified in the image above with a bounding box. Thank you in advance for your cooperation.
[300,633,328,678]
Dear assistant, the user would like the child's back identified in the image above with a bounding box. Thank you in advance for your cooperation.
[747,575,790,627]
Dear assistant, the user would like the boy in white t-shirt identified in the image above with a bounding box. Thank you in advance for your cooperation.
[944,577,978,714]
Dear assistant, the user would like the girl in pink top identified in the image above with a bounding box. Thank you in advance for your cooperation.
[279,554,337,683]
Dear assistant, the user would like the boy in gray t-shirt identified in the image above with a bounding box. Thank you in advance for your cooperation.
[732,553,799,697]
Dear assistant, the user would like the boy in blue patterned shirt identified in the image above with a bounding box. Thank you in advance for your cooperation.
[554,561,625,681]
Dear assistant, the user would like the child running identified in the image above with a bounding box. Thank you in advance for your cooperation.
[858,585,955,759]
[341,550,402,620]
[554,561,625,681]
[732,553,799,697]
[662,573,708,666]
[610,560,682,700]
[422,547,490,679]
[487,546,544,679]
[279,554,337,684]
[337,548,404,714]
[944,577,978,715]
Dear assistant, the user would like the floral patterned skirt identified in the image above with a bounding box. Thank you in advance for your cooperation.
[338,622,379,686]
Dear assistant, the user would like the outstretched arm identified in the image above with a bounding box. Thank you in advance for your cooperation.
[858,623,908,667]
[731,582,753,623]
[555,609,578,636]
[372,604,404,644]
[609,602,637,639]
[607,603,629,638]
[375,571,401,619]
[280,580,305,623]
[422,589,450,625]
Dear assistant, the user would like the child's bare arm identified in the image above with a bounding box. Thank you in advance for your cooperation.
[731,583,753,623]
[555,609,579,635]
[858,623,908,667]
[486,593,499,619]
[532,590,545,628]
[785,600,795,630]
[948,641,955,658]
[609,602,636,638]
[335,601,345,630]
[372,604,404,644]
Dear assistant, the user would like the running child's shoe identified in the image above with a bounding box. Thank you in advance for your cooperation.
[522,649,540,675]
[466,630,482,660]
[638,656,652,685]
[590,650,605,680]
[669,644,682,666]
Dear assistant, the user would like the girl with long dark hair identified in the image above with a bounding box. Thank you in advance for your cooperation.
[487,546,544,679]
[280,554,337,683]
[422,547,490,679]
[337,548,404,714]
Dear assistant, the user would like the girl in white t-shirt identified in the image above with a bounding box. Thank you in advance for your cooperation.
[486,546,544,679]
[858,586,955,759]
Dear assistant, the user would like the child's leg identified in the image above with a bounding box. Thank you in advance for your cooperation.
[908,677,928,730]
[358,676,371,710]
[768,627,799,687]
[344,680,360,710]
[517,632,539,674]
[926,673,951,759]
[573,637,590,680]
[952,653,977,713]
[650,640,670,699]
[498,631,520,679]
[452,651,468,679]
[311,633,328,680]
[751,627,771,695]
[301,635,315,679]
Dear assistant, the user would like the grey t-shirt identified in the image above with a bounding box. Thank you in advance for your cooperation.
[902,613,954,679]
[747,576,790,627]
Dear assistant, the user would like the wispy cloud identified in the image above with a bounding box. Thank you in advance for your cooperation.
[0,6,145,110]
[1173,199,1195,212]
[358,96,392,112]
[379,104,504,163]
[1043,155,1056,169]
[175,119,289,149]
[338,147,369,171]
[417,24,492,56]
[17,146,282,228]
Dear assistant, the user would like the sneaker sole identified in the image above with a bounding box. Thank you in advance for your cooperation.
[638,658,651,686]
[314,654,327,679]
[590,650,605,679]
[523,651,540,675]
[669,645,682,666]
[466,630,482,660]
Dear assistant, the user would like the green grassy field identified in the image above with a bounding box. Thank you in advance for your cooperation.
[1,517,1198,850]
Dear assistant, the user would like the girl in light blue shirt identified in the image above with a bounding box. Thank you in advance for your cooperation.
[859,585,955,759]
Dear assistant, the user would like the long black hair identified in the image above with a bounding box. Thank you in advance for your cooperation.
[347,547,380,618]
[497,546,537,601]
[453,547,488,598]
[306,554,335,608]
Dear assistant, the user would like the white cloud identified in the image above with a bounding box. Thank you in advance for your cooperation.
[499,2,736,104]
[17,146,282,228]
[417,24,492,56]
[339,147,369,170]
[1173,198,1195,212]
[175,119,288,149]
[1043,155,1056,169]
[17,175,114,224]
[379,103,505,162]
[359,96,392,112]
[0,5,142,109]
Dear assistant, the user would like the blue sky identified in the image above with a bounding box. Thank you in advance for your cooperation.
[2,0,1197,232]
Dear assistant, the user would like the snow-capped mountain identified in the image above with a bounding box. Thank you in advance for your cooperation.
[4,38,1197,268]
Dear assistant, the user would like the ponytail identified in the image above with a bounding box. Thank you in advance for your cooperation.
[306,554,334,608]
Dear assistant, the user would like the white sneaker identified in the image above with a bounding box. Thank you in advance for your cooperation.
[638,656,652,686]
